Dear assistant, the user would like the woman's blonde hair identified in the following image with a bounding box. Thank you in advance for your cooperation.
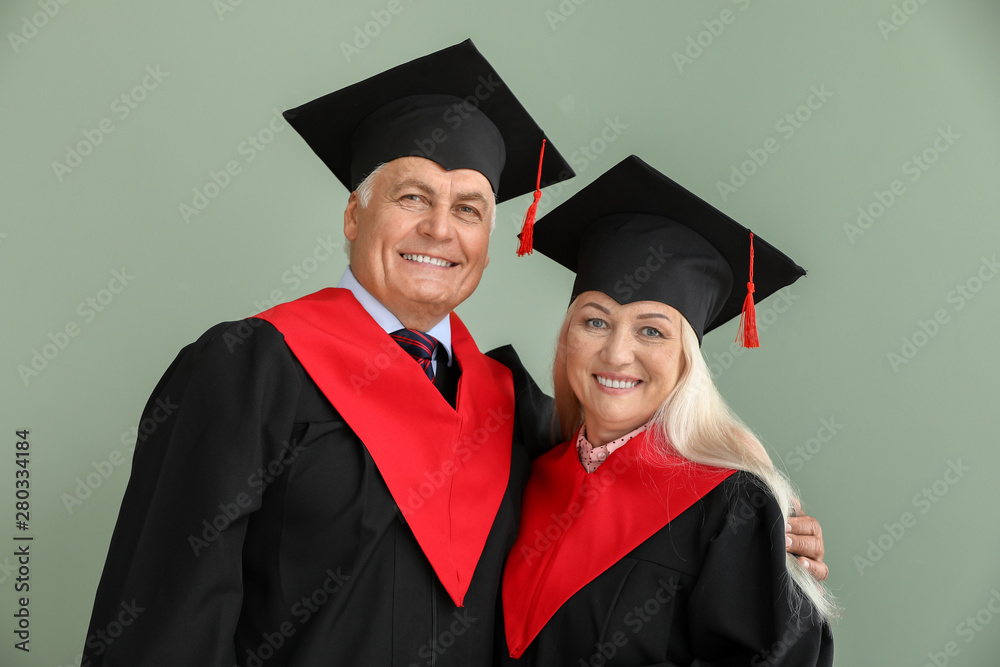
[552,296,838,622]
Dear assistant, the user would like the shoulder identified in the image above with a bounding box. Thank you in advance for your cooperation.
[713,470,778,508]
[696,470,785,540]
[194,317,287,352]
[486,345,558,458]
[485,344,549,398]
[485,344,524,370]
[131,318,308,459]
[167,318,298,385]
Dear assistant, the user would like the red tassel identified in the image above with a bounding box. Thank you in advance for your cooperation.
[516,138,546,257]
[736,232,759,348]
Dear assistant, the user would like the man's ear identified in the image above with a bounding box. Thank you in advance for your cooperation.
[344,191,359,242]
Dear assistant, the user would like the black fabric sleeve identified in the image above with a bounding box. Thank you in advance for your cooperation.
[686,473,834,667]
[485,345,557,460]
[81,320,302,667]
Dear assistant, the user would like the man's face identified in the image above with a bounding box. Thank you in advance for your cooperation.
[345,157,493,330]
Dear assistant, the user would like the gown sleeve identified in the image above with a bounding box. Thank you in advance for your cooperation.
[485,345,557,459]
[685,473,834,667]
[81,320,303,666]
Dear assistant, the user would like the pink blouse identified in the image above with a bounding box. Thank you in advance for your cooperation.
[575,422,651,473]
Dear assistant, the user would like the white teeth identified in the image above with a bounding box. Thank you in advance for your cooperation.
[596,376,639,389]
[402,253,453,267]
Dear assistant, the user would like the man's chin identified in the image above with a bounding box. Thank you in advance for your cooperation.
[408,292,465,313]
[385,289,463,323]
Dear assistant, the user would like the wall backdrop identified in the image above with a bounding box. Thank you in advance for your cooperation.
[3,1,999,665]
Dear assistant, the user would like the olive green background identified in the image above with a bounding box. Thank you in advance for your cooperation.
[3,0,999,665]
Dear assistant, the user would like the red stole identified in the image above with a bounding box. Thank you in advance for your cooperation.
[254,288,514,607]
[502,430,735,658]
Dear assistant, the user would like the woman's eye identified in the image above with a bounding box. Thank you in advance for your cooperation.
[585,318,607,329]
[640,326,663,338]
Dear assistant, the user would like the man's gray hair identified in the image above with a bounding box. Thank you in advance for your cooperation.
[355,163,387,210]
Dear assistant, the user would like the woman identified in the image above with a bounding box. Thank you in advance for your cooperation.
[500,155,836,666]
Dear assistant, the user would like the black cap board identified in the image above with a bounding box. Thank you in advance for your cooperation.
[531,155,806,343]
[283,39,574,203]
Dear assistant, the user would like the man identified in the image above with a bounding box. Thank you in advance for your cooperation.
[81,40,825,666]
[81,39,574,667]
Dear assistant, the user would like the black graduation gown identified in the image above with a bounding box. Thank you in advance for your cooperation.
[81,305,552,666]
[499,437,834,667]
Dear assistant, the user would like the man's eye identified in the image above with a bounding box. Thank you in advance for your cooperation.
[398,194,430,209]
[456,205,482,219]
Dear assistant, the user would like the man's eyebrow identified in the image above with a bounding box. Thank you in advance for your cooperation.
[389,179,435,196]
[387,182,491,208]
[454,191,491,208]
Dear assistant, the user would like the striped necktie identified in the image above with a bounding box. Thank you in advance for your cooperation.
[390,328,439,381]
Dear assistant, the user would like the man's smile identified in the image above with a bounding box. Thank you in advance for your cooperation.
[401,253,458,268]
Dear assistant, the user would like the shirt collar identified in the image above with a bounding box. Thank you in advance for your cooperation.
[578,421,651,458]
[337,267,453,364]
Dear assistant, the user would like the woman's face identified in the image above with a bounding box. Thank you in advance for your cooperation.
[566,291,686,446]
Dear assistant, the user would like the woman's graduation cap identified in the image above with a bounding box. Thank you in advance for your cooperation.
[529,155,806,346]
[283,39,574,203]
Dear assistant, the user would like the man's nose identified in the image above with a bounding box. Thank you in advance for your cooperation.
[418,203,454,240]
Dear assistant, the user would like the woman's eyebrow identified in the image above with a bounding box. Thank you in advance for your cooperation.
[581,302,611,314]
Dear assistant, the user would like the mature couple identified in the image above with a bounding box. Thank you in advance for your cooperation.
[83,40,833,666]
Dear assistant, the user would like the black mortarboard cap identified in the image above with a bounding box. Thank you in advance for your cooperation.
[283,39,574,202]
[531,155,806,344]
